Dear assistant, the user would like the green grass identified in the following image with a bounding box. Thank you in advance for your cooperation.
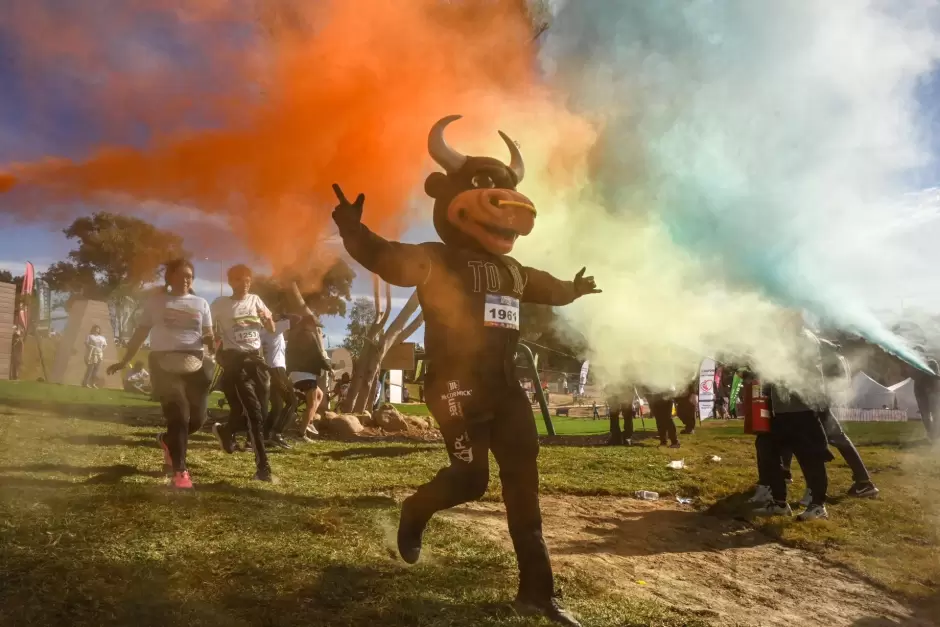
[0,380,938,626]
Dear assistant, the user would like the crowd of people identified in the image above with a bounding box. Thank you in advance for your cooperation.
[109,261,334,488]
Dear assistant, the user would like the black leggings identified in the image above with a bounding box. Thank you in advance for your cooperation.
[266,366,297,438]
[608,401,635,440]
[409,381,554,602]
[218,350,270,472]
[651,401,678,445]
[149,353,211,473]
[766,412,833,505]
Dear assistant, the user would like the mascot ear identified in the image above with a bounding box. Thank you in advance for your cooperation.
[424,172,450,199]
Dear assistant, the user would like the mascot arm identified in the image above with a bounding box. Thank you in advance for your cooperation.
[520,266,577,306]
[341,224,433,288]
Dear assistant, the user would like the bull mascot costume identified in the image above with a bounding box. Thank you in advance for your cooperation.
[332,115,599,626]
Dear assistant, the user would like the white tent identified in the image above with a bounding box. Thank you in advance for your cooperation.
[888,378,920,418]
[848,372,896,410]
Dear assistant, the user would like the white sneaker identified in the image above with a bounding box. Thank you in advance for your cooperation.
[753,501,792,517]
[797,503,829,521]
[305,425,319,437]
[747,485,773,504]
[300,435,316,444]
[798,488,813,508]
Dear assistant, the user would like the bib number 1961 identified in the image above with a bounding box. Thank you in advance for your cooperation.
[484,295,520,330]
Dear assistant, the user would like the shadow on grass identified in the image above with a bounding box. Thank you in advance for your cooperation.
[317,446,439,461]
[0,462,166,485]
[540,431,665,448]
[851,589,940,627]
[0,397,165,428]
[220,564,514,627]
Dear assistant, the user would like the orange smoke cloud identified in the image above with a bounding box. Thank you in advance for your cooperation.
[0,0,542,275]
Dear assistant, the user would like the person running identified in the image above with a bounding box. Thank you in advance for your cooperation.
[285,313,329,442]
[261,311,295,450]
[82,324,108,388]
[210,265,278,483]
[108,259,214,489]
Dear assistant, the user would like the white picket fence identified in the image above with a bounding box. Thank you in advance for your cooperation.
[832,407,909,423]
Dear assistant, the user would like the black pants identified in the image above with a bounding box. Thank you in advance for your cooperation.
[914,374,940,440]
[218,350,270,472]
[768,412,870,484]
[409,382,554,602]
[149,353,211,472]
[767,411,833,505]
[608,401,635,442]
[266,366,297,438]
[755,432,793,485]
[651,401,677,445]
[676,400,696,432]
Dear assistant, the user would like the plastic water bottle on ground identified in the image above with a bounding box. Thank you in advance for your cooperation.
[635,490,659,501]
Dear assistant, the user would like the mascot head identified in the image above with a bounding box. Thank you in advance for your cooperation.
[424,115,535,255]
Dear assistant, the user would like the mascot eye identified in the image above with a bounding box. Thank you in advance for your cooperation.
[471,174,495,189]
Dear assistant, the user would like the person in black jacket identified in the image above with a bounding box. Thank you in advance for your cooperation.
[331,115,600,627]
[605,383,635,446]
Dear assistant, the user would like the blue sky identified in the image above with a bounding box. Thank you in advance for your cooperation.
[2,8,940,347]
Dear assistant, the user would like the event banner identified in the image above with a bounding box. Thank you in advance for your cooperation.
[578,360,590,396]
[729,372,743,414]
[698,358,716,419]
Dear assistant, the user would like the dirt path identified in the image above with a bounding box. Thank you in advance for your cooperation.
[445,495,932,627]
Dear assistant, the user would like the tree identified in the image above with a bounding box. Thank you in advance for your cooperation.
[252,258,356,318]
[340,278,424,413]
[0,270,13,284]
[42,213,188,337]
[343,297,377,363]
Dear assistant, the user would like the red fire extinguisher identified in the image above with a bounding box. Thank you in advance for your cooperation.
[748,378,771,434]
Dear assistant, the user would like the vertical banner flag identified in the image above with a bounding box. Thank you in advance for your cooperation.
[698,358,716,420]
[21,261,35,330]
[578,360,590,396]
[729,372,743,414]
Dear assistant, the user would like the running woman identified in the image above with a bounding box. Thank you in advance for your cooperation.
[210,265,278,483]
[108,259,214,489]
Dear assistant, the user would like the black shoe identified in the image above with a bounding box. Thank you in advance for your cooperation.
[623,438,632,446]
[211,423,236,454]
[253,468,280,484]
[606,435,622,446]
[273,434,293,450]
[847,481,879,498]
[680,428,695,434]
[669,442,681,449]
[397,496,427,565]
[513,597,582,627]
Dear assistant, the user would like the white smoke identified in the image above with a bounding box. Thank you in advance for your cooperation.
[504,0,940,390]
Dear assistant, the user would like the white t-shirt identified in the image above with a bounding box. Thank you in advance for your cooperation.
[85,334,108,363]
[261,318,291,369]
[211,294,271,352]
[139,292,212,352]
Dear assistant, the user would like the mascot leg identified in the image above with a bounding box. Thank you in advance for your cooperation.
[398,409,491,564]
[607,404,622,445]
[491,387,581,626]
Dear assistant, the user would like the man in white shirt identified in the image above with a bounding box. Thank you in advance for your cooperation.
[210,264,278,483]
[261,312,296,449]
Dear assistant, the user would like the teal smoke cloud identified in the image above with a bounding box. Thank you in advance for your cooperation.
[539,0,940,372]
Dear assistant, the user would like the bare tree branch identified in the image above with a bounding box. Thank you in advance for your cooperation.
[399,312,425,343]
[384,291,420,340]
[377,281,393,330]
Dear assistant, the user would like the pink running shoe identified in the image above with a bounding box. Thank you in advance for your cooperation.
[171,471,193,489]
[156,433,172,468]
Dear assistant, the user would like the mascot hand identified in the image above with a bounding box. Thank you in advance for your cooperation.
[573,267,601,297]
[332,183,365,235]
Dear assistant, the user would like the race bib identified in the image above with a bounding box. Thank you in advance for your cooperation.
[484,295,520,330]
[234,328,259,344]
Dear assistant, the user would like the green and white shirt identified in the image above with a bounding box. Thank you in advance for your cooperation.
[211,294,271,352]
